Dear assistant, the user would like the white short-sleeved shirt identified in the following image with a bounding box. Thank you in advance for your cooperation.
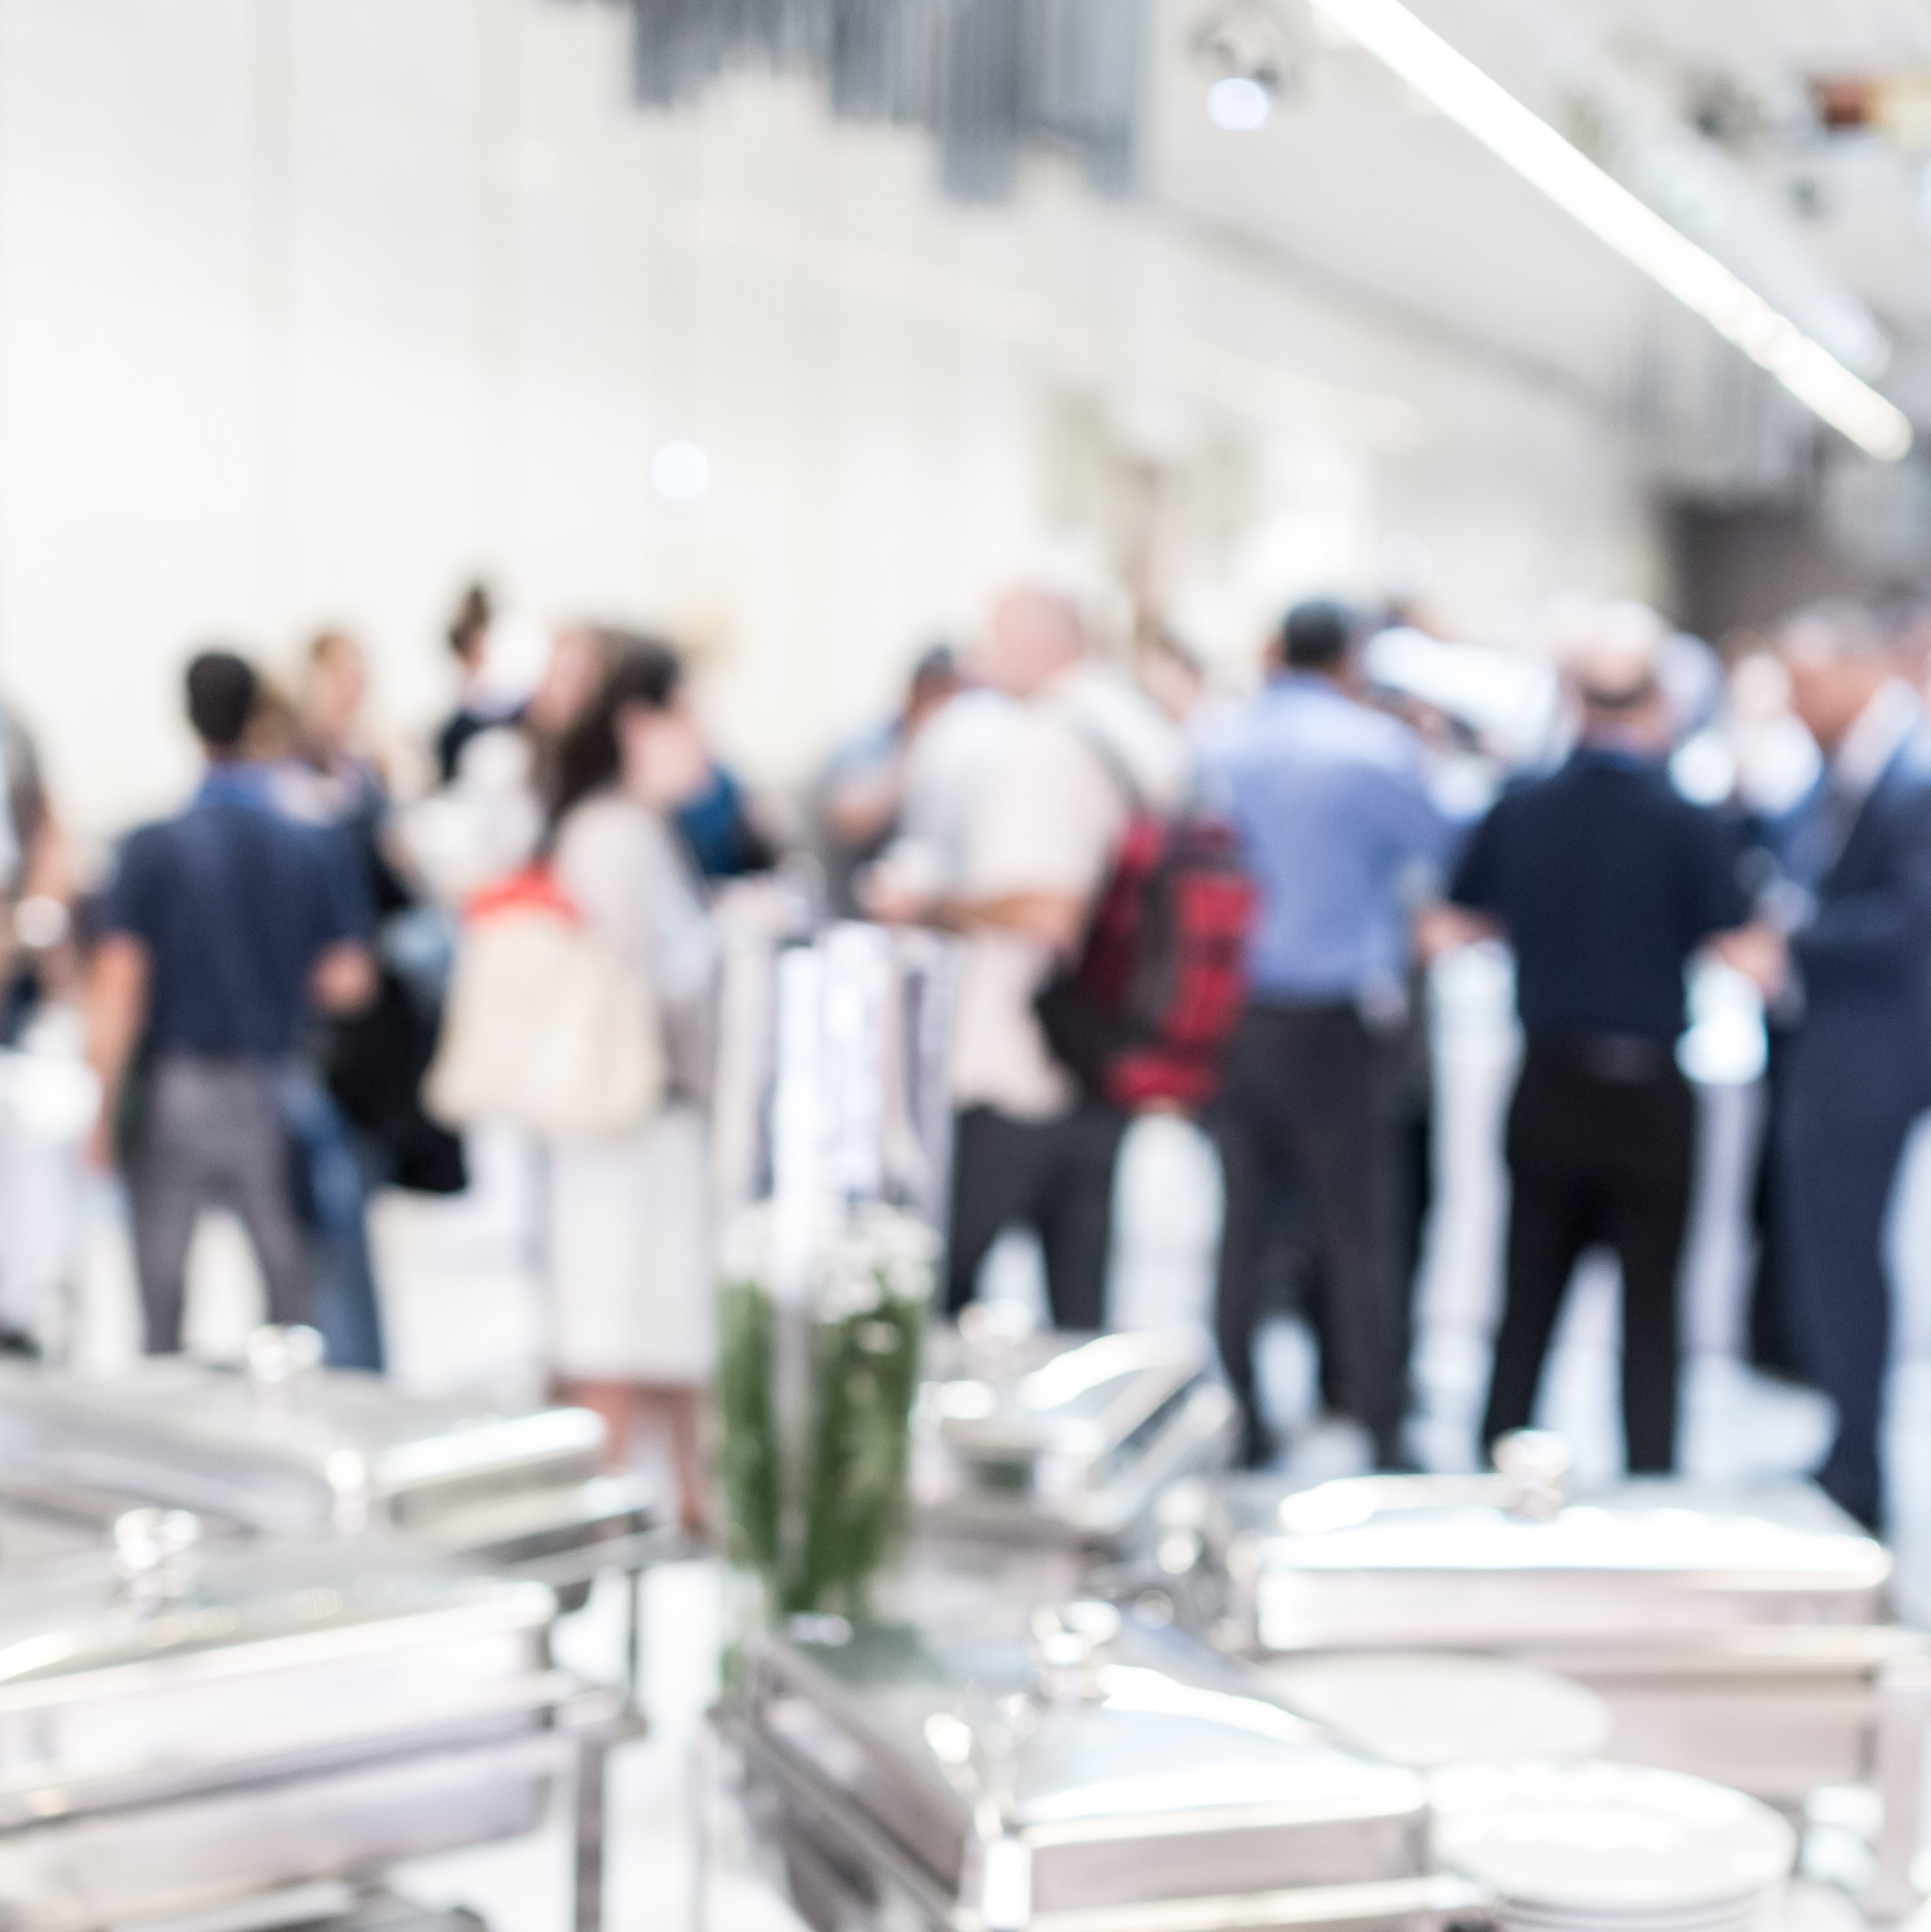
[883,687,1024,897]
[950,666,1190,1119]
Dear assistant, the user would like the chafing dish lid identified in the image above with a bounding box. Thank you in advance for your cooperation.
[0,1513,557,1823]
[753,1607,1427,1900]
[0,1498,104,1574]
[0,1339,604,1529]
[1237,1473,1891,1590]
[413,1472,660,1563]
[915,1325,1211,1466]
[0,1519,554,1696]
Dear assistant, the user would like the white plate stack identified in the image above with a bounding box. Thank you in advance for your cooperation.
[1432,1762,1796,1932]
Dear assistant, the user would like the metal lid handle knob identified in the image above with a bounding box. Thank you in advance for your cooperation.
[1032,1599,1122,1701]
[112,1507,201,1613]
[1493,1429,1572,1520]
[244,1325,326,1402]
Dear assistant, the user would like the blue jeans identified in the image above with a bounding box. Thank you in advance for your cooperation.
[280,1073,386,1372]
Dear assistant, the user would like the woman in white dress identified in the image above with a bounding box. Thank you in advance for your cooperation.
[545,640,717,1533]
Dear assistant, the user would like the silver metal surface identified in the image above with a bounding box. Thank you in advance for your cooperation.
[0,1529,557,1805]
[0,1715,595,1932]
[0,1337,679,1716]
[912,1325,1236,1552]
[0,1506,626,1932]
[0,1339,607,1538]
[0,1337,677,1761]
[137,1888,489,1932]
[0,1493,109,1573]
[919,1324,1211,1464]
[1215,1471,1892,1653]
[1186,1460,1927,1917]
[413,1474,659,1571]
[741,1609,1433,1922]
[722,1706,1487,1932]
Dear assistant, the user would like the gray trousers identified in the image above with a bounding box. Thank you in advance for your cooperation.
[131,1054,310,1353]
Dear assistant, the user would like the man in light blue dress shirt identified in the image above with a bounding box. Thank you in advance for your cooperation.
[1201,599,1455,1467]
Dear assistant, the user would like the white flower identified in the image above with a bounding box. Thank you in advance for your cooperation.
[818,1257,886,1321]
[720,1203,778,1286]
[722,1198,937,1316]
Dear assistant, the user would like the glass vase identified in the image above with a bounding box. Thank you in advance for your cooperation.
[713,920,954,1624]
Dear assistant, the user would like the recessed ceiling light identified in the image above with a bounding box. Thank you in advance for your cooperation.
[1208,73,1275,131]
[651,440,712,504]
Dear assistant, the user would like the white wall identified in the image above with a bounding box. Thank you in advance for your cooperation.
[0,0,1663,844]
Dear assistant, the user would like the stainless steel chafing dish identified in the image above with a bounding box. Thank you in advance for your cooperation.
[910,1319,1237,1552]
[896,1322,1237,1642]
[718,1602,1488,1932]
[0,1507,619,1932]
[1168,1433,1931,1920]
[0,1325,619,1539]
[0,1327,672,1692]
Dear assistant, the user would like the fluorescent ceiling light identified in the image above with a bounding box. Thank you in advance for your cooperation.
[1305,0,1913,461]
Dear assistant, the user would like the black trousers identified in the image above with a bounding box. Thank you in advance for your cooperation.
[1485,1044,1695,1475]
[1744,1030,1803,1381]
[945,1103,1128,1330]
[1214,1003,1405,1467]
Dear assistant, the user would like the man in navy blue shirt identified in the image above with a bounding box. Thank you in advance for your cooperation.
[88,652,374,1353]
[1441,604,1752,1473]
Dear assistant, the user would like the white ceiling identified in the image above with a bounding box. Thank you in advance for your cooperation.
[1146,0,1931,427]
[1148,0,1656,401]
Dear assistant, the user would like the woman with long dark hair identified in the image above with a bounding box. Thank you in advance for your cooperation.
[545,637,717,1533]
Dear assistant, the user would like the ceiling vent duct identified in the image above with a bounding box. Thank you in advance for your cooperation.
[579,0,1151,200]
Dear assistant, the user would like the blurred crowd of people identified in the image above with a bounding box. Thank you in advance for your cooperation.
[1,570,1928,1534]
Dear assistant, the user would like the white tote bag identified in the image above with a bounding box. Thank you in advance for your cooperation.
[425,867,666,1140]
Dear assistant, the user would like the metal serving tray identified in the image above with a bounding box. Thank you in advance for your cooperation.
[1174,1439,1928,1919]
[910,1323,1237,1550]
[0,1330,608,1539]
[731,1604,1485,1931]
[0,1487,115,1574]
[0,1730,560,1932]
[0,1508,626,1932]
[0,1514,558,1802]
[1205,1450,1891,1655]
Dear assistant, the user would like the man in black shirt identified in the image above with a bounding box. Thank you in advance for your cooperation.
[1431,604,1753,1472]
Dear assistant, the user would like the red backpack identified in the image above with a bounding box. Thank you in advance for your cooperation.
[1035,734,1256,1110]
